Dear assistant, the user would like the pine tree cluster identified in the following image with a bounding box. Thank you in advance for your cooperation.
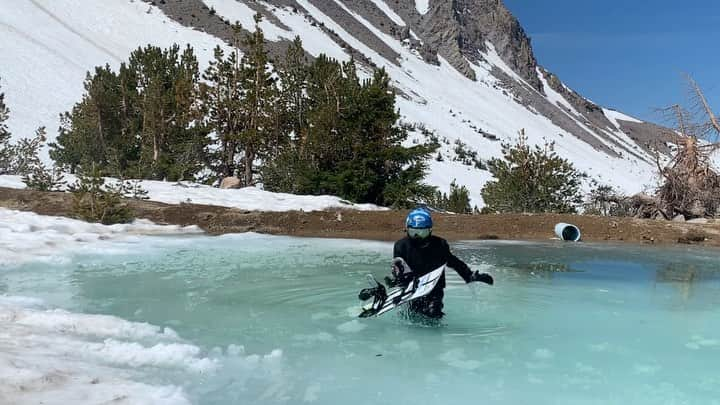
[49,44,205,181]
[49,16,437,207]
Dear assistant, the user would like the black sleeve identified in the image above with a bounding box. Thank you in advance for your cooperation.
[393,240,403,260]
[443,239,473,283]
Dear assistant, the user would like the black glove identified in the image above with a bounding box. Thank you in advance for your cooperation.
[470,271,494,285]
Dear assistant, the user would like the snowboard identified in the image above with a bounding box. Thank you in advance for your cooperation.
[358,263,445,318]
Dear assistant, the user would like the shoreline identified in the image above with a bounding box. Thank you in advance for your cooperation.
[2,187,719,247]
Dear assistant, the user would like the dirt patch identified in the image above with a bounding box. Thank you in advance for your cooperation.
[2,187,719,247]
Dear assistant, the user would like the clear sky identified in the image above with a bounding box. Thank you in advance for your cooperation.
[502,0,720,124]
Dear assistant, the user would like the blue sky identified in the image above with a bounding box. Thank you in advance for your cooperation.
[502,0,720,124]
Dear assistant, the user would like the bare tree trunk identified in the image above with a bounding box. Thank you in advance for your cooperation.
[244,147,254,186]
[688,75,720,133]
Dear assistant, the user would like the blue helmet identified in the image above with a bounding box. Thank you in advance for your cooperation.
[405,208,433,229]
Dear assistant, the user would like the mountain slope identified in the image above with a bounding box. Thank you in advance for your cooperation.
[0,0,667,207]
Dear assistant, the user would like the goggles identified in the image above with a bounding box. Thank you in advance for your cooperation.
[407,227,431,239]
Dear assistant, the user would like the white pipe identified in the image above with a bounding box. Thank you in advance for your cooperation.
[555,223,581,241]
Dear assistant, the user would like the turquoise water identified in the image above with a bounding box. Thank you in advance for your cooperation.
[4,234,720,404]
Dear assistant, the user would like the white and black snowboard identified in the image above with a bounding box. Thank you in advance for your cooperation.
[358,260,445,318]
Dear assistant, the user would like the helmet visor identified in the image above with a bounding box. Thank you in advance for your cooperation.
[407,227,431,239]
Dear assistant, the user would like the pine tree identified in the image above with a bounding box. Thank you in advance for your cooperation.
[0,78,12,174]
[279,36,309,140]
[0,79,9,143]
[22,163,66,192]
[447,180,472,214]
[12,127,46,176]
[165,45,207,181]
[481,129,584,213]
[239,13,278,186]
[201,24,247,180]
[130,45,176,178]
[50,66,130,174]
[303,55,350,177]
[70,164,134,225]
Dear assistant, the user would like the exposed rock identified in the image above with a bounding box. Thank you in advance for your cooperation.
[672,214,686,222]
[678,229,708,244]
[147,0,296,62]
[220,177,242,189]
[491,67,619,156]
[419,42,440,65]
[409,0,540,87]
[614,120,673,157]
[539,67,672,160]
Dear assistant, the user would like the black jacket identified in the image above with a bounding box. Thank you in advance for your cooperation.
[393,235,473,289]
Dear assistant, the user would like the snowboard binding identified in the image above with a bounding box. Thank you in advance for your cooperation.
[358,275,387,318]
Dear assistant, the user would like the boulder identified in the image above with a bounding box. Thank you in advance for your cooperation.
[672,214,686,222]
[220,176,241,189]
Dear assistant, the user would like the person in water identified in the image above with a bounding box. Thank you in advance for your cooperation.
[390,207,494,319]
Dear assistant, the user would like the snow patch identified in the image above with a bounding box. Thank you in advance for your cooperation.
[207,0,350,61]
[202,0,290,40]
[603,108,644,129]
[369,0,407,27]
[260,2,349,60]
[415,0,430,15]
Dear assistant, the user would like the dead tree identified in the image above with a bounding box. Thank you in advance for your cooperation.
[656,75,720,218]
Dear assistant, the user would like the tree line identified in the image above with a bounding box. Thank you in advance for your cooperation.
[47,17,437,208]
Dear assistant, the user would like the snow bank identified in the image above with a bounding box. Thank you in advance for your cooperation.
[0,294,285,405]
[0,196,290,404]
[0,208,202,267]
[0,174,388,212]
[112,177,387,211]
[0,295,198,405]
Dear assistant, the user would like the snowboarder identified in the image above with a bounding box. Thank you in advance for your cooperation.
[389,207,494,319]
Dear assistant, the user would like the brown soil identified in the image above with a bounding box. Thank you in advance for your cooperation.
[2,187,720,247]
